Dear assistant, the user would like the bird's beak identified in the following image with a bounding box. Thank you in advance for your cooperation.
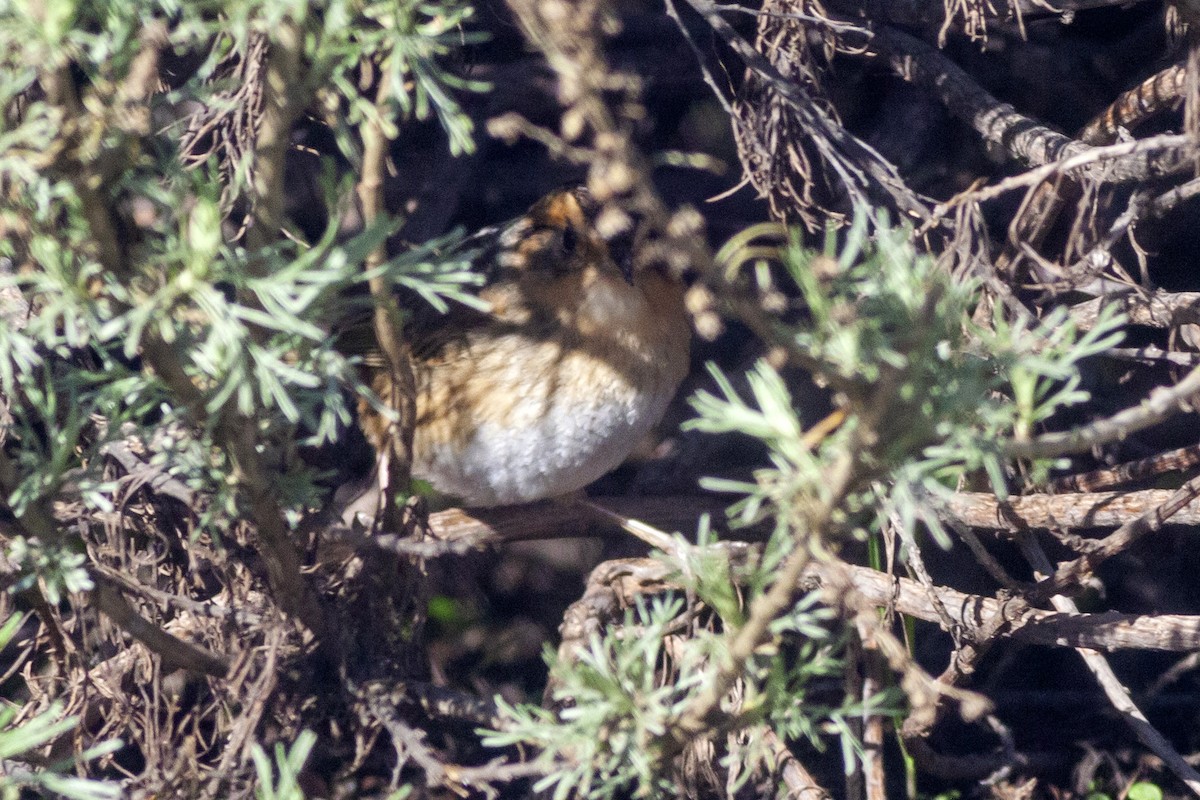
[619,255,635,285]
[606,232,637,285]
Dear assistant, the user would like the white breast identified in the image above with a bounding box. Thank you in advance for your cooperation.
[411,267,689,507]
[414,357,678,506]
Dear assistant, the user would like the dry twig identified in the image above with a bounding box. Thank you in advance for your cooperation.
[1004,362,1200,460]
[1017,535,1200,797]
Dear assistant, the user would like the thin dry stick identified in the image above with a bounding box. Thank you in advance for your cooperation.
[942,515,1023,590]
[93,564,263,626]
[1145,651,1200,697]
[1069,290,1200,332]
[92,578,230,678]
[357,72,418,532]
[870,24,1189,183]
[1005,361,1200,460]
[662,0,735,116]
[1049,443,1200,493]
[356,680,447,787]
[1147,175,1200,217]
[575,498,684,558]
[818,558,990,732]
[101,439,196,506]
[446,759,554,790]
[1030,472,1200,601]
[687,0,928,222]
[1106,347,1200,367]
[960,134,1189,205]
[1018,535,1200,798]
[0,447,231,678]
[208,623,286,785]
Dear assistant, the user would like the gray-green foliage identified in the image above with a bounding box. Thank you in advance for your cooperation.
[488,598,704,800]
[0,0,1130,794]
[487,594,852,800]
[0,0,483,603]
[252,729,317,800]
[485,549,869,799]
[0,704,122,800]
[693,213,1122,545]
[486,211,1122,797]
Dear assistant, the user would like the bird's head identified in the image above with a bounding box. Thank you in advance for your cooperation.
[489,187,636,286]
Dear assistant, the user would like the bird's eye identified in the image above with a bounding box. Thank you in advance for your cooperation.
[560,225,578,257]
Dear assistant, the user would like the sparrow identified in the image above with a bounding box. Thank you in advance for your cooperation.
[352,187,691,507]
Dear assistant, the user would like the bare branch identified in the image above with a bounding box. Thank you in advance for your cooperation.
[245,20,307,251]
[1004,362,1200,460]
[1029,473,1200,601]
[1017,535,1200,797]
[1079,63,1186,145]
[93,578,230,679]
[687,0,930,226]
[556,548,1200,655]
[944,488,1200,529]
[1069,290,1200,332]
[1049,444,1200,493]
[357,72,418,532]
[871,26,1191,181]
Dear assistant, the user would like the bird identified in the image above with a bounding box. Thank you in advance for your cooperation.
[351,187,691,508]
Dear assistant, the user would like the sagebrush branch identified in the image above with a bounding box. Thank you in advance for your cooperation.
[945,488,1200,529]
[1004,361,1200,460]
[1029,473,1200,602]
[357,72,418,530]
[556,548,1200,661]
[1069,290,1200,331]
[1017,536,1200,796]
[245,19,306,253]
[34,45,328,642]
[871,26,1191,182]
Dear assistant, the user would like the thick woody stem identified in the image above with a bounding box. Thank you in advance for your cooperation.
[357,72,418,532]
[35,32,328,642]
[245,19,306,252]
